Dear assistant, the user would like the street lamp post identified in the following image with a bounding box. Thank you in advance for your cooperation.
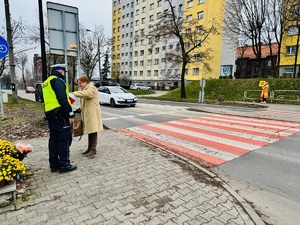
[97,37,101,84]
[86,29,101,84]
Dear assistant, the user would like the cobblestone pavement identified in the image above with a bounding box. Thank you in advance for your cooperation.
[0,130,260,225]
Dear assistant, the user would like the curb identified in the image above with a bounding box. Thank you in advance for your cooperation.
[116,128,266,225]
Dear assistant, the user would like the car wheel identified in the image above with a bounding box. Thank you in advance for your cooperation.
[137,88,140,91]
[148,88,151,91]
[130,104,136,107]
[110,98,116,107]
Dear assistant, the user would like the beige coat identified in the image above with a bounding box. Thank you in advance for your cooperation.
[73,82,103,134]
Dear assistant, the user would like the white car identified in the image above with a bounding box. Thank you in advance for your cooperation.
[130,83,152,91]
[98,86,137,107]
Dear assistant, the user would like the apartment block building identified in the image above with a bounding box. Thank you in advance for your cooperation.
[280,24,300,78]
[111,0,236,87]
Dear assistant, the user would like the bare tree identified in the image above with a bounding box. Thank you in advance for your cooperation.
[15,53,28,88]
[0,17,29,78]
[80,25,111,79]
[145,0,217,98]
[224,0,271,77]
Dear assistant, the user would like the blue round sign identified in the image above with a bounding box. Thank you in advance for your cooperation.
[0,36,9,59]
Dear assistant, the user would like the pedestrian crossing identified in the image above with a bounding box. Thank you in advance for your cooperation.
[118,114,300,167]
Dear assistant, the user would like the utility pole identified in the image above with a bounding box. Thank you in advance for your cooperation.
[4,0,18,103]
[38,0,48,81]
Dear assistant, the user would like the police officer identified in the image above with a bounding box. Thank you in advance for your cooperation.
[42,64,77,173]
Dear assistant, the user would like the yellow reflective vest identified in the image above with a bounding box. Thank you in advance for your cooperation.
[42,76,71,112]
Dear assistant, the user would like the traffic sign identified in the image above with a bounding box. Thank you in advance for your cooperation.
[0,36,9,59]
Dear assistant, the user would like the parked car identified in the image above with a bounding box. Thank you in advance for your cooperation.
[130,83,152,91]
[25,86,35,93]
[35,82,43,102]
[98,86,137,107]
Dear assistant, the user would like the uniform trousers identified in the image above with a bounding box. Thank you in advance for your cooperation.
[48,116,72,170]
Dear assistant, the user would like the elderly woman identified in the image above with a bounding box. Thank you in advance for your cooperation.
[73,75,103,157]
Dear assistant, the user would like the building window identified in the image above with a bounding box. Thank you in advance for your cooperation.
[150,3,154,10]
[147,60,152,66]
[288,26,299,35]
[142,17,146,24]
[147,70,151,76]
[154,70,158,76]
[158,0,162,7]
[198,11,204,19]
[157,12,161,19]
[148,49,152,55]
[139,71,143,76]
[140,60,144,66]
[187,1,193,8]
[290,4,300,15]
[154,59,159,65]
[142,6,146,13]
[140,50,144,56]
[155,47,159,53]
[196,25,203,33]
[199,0,204,4]
[186,28,192,34]
[149,15,154,21]
[194,54,200,61]
[284,67,294,73]
[187,15,192,22]
[193,68,199,75]
[286,46,297,55]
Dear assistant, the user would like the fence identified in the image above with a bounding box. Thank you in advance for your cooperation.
[244,90,300,103]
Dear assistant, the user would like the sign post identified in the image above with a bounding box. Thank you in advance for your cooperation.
[0,36,9,120]
[199,78,206,104]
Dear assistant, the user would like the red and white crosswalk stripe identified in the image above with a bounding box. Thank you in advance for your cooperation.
[118,115,300,167]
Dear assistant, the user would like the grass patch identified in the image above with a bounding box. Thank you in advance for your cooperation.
[129,89,156,95]
[0,95,48,141]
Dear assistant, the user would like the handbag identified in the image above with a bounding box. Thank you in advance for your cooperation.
[72,120,83,137]
[72,110,83,140]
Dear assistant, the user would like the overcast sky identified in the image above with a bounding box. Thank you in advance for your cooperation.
[1,0,112,35]
[0,0,112,77]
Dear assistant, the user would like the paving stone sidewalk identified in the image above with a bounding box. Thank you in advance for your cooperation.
[0,130,259,225]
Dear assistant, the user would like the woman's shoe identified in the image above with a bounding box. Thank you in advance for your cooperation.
[82,149,90,154]
[86,149,96,157]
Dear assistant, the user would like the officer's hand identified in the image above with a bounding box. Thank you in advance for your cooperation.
[69,118,74,124]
